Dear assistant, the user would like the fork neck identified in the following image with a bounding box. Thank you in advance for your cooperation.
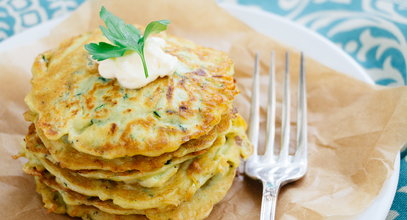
[260,181,281,220]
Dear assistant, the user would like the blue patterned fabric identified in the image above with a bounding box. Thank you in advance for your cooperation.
[0,0,405,219]
[0,0,84,40]
[237,0,407,87]
[233,1,407,219]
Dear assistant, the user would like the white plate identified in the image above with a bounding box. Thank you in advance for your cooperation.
[0,3,400,220]
[221,4,399,220]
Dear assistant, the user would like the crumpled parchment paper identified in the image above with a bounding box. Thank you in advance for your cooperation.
[1,0,406,219]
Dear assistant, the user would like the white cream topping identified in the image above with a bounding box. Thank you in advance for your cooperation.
[98,37,179,89]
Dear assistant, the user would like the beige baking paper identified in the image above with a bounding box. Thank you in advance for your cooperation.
[1,0,407,219]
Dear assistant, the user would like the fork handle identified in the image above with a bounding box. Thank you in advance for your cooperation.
[260,181,280,220]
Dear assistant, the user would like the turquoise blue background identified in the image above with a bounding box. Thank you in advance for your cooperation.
[0,0,405,219]
[234,2,406,219]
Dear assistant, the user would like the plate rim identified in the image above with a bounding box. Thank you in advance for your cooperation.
[220,3,399,220]
[220,2,375,85]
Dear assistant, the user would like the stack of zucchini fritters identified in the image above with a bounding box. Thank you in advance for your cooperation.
[22,29,252,220]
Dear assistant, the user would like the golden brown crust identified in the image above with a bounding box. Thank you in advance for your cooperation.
[26,113,233,172]
[34,167,236,220]
[25,30,238,159]
[22,24,253,220]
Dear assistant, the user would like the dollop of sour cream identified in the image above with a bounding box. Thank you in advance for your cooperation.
[98,37,179,89]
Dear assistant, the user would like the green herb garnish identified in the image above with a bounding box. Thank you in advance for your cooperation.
[85,6,170,78]
[153,111,161,118]
[95,104,105,111]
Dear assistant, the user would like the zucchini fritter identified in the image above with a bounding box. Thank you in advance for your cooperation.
[25,30,238,159]
[23,26,252,220]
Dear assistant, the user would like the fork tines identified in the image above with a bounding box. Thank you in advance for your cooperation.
[245,51,307,220]
[248,51,307,163]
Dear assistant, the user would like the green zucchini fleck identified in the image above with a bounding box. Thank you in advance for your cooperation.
[95,104,105,111]
[98,77,110,82]
[153,111,161,118]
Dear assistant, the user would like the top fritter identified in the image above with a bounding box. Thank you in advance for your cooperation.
[25,29,238,159]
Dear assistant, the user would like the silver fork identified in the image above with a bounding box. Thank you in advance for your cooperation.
[245,52,307,220]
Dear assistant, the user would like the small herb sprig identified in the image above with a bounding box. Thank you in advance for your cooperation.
[85,6,170,78]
